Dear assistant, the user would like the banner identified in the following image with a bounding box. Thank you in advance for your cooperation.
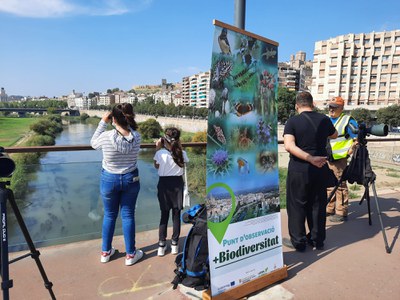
[206,20,282,297]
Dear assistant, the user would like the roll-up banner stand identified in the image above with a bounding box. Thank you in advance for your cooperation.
[204,20,287,300]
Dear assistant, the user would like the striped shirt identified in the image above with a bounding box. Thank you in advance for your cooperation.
[90,120,141,174]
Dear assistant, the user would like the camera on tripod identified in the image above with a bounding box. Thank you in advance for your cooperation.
[0,147,16,178]
[348,123,388,144]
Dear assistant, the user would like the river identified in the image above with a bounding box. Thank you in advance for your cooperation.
[8,123,178,251]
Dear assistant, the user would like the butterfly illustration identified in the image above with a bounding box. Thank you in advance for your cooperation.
[213,125,226,144]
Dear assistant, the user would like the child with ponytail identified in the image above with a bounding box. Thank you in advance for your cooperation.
[153,127,189,256]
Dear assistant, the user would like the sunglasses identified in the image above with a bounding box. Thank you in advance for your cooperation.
[328,106,338,110]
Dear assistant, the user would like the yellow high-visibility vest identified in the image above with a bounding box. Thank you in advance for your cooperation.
[329,113,354,160]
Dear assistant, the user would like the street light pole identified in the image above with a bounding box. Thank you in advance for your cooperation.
[234,0,246,30]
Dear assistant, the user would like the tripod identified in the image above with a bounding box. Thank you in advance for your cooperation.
[327,142,391,254]
[0,180,56,299]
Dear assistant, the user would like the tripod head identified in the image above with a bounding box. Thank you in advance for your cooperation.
[0,146,16,178]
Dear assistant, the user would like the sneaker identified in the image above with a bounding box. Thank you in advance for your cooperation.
[329,214,347,223]
[171,243,179,255]
[157,245,166,256]
[100,247,115,263]
[125,249,144,266]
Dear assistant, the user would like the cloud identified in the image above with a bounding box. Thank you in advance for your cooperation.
[0,0,153,18]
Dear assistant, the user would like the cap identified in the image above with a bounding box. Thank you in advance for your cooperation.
[328,96,345,108]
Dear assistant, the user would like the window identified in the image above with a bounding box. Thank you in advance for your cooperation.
[318,85,323,93]
[379,91,385,96]
[364,38,370,44]
[380,82,386,87]
[375,47,381,53]
[395,36,400,42]
[384,37,391,43]
[390,82,397,87]
[381,65,388,70]
[374,38,381,43]
[341,74,347,79]
[385,46,391,52]
[393,64,399,69]
[382,55,390,61]
[389,91,397,98]
[370,83,376,88]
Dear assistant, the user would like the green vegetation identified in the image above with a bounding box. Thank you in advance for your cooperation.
[0,117,38,146]
[279,167,287,208]
[138,118,163,141]
[349,184,361,191]
[4,116,64,200]
[386,168,400,178]
[277,87,296,124]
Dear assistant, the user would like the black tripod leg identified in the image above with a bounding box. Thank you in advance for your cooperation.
[0,187,13,300]
[366,188,372,226]
[7,189,56,299]
[370,182,391,254]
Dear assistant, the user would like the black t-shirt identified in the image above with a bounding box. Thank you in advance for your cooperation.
[284,111,336,173]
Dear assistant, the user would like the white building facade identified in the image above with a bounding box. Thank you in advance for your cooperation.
[181,71,210,108]
[311,30,400,109]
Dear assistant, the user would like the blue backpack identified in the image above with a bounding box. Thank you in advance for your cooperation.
[172,204,209,291]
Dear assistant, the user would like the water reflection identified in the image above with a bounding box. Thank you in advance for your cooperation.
[8,123,190,252]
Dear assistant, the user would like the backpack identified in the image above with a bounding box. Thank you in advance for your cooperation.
[171,204,209,291]
[345,144,376,186]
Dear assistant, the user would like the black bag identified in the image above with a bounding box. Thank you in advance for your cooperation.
[345,145,375,186]
[171,204,209,291]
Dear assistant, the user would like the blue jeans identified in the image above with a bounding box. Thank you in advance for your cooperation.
[100,168,140,255]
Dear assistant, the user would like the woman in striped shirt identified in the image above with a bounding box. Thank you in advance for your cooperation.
[91,103,143,266]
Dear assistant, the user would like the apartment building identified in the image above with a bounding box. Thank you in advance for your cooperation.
[181,71,210,108]
[278,51,313,92]
[311,30,400,109]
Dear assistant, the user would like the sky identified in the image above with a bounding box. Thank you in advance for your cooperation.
[1,0,400,97]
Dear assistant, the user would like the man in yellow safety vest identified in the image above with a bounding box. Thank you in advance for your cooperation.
[326,97,358,222]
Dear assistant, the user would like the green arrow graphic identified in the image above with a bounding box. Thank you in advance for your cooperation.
[206,182,236,244]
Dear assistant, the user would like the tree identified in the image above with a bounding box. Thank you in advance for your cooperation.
[376,104,400,127]
[138,118,162,140]
[350,108,373,125]
[277,87,296,123]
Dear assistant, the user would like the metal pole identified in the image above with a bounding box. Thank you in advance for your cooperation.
[234,0,246,30]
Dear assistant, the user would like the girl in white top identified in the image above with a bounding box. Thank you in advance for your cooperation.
[153,127,189,256]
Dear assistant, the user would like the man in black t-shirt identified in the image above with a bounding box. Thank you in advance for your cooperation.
[283,92,337,251]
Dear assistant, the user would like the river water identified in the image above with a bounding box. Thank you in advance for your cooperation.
[8,123,173,251]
